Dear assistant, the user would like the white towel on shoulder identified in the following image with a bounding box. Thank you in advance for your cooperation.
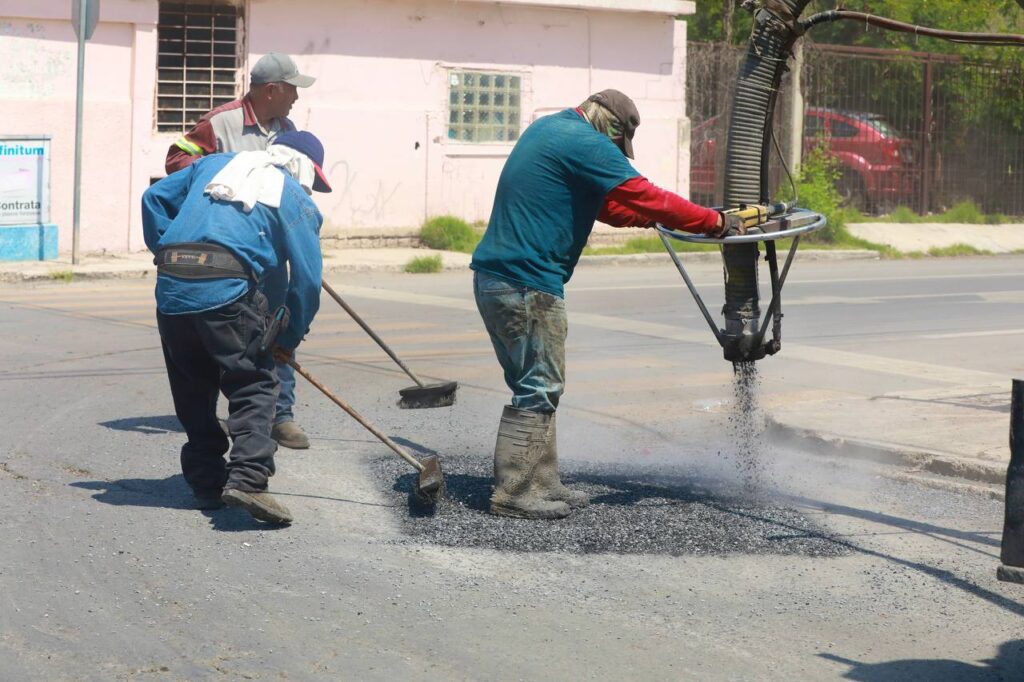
[205,145,315,212]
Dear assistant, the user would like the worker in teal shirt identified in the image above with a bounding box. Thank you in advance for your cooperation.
[473,89,736,521]
[142,131,330,524]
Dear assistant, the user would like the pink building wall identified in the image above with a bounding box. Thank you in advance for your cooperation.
[0,0,694,254]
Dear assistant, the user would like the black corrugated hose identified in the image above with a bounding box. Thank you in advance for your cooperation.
[720,0,813,362]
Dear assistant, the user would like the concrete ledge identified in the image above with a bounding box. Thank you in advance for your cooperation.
[767,416,1007,486]
[0,224,58,261]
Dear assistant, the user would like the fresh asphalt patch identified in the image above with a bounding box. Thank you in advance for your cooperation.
[371,450,851,557]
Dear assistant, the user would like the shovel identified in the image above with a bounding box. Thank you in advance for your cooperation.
[321,281,458,409]
[288,358,445,505]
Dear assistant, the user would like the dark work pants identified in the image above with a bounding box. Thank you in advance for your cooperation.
[157,289,279,494]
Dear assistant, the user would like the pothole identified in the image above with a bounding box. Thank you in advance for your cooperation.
[372,451,850,557]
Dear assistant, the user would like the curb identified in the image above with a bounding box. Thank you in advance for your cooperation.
[0,249,881,283]
[766,416,1006,487]
[576,249,879,267]
[0,269,153,284]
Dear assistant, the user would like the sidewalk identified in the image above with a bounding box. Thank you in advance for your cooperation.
[766,383,1010,494]
[0,244,878,283]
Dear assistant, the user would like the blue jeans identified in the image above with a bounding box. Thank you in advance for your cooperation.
[262,267,297,425]
[473,271,567,414]
[274,359,296,424]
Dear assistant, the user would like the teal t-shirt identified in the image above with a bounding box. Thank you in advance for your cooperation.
[471,109,640,298]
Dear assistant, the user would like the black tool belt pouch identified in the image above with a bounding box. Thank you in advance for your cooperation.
[155,242,251,281]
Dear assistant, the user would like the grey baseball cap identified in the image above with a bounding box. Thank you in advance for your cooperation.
[250,53,316,88]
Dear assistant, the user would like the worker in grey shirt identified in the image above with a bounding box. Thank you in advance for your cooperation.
[164,53,317,450]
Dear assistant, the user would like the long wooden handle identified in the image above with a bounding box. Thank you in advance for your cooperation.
[321,280,425,387]
[289,359,424,473]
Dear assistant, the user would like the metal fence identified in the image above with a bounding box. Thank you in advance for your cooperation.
[687,42,1024,216]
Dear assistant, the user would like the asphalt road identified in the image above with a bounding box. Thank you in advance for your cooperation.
[0,256,1022,680]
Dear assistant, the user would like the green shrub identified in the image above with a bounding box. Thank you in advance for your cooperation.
[779,143,843,243]
[419,215,480,253]
[404,255,444,273]
[48,270,74,283]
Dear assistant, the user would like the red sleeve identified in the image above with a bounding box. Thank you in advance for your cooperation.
[164,118,218,175]
[598,197,654,227]
[605,176,720,234]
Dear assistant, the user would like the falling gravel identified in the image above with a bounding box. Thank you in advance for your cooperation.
[729,361,772,491]
[371,448,850,558]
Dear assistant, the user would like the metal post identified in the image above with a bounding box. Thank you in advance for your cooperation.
[999,379,1024,583]
[787,41,804,178]
[72,0,88,265]
[919,56,933,216]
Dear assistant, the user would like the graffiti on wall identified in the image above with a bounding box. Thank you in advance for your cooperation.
[326,159,404,228]
[0,22,72,99]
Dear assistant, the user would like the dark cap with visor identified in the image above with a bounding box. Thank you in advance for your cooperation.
[587,89,641,159]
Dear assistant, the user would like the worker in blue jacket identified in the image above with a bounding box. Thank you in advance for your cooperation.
[142,130,330,525]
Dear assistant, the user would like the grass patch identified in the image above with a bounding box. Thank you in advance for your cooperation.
[420,216,481,253]
[48,270,74,283]
[584,235,720,255]
[927,243,993,257]
[404,255,444,273]
[847,200,1016,225]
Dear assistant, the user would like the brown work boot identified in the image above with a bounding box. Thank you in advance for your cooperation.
[490,406,571,520]
[222,488,293,524]
[272,421,309,449]
[536,414,590,509]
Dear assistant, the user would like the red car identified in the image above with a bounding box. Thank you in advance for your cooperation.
[690,108,919,212]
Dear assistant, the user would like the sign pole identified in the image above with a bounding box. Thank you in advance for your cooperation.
[72,0,89,265]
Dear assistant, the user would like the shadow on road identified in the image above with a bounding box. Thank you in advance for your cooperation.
[767,495,1024,619]
[98,415,184,434]
[820,639,1024,681]
[70,474,284,532]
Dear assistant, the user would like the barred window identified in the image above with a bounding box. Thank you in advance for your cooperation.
[156,1,244,132]
[448,71,521,143]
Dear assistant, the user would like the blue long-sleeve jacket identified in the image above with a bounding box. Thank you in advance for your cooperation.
[142,154,323,350]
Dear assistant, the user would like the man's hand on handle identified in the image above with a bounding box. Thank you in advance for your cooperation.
[272,345,294,365]
[708,204,771,238]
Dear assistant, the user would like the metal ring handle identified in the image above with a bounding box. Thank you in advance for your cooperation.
[656,209,827,244]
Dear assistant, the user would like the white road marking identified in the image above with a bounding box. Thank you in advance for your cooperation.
[922,328,1024,340]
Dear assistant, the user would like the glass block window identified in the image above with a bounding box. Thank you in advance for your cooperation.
[156,1,244,132]
[447,71,521,143]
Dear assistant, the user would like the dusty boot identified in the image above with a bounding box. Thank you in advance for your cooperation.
[222,488,293,524]
[272,421,310,449]
[536,415,590,509]
[490,406,571,520]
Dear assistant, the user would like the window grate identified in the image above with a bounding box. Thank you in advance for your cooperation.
[156,1,244,132]
[447,70,521,143]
